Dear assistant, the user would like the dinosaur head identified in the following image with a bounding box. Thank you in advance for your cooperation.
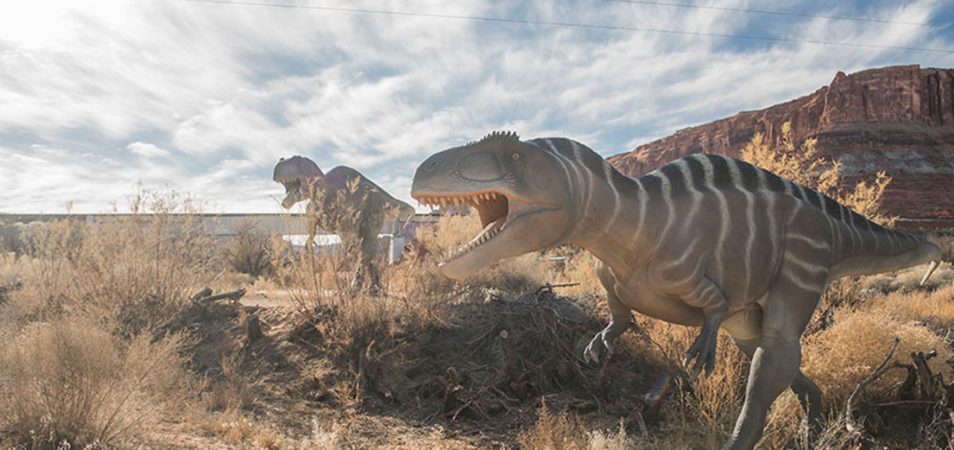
[273,156,324,209]
[411,131,575,280]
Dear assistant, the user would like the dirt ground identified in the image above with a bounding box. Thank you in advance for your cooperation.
[147,285,671,449]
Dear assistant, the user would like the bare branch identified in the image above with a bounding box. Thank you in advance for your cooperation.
[846,336,901,434]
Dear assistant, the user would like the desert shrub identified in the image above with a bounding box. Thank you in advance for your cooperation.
[801,307,952,403]
[760,296,954,448]
[741,121,896,226]
[0,223,29,255]
[1,191,217,338]
[0,318,188,448]
[627,320,747,448]
[224,220,274,278]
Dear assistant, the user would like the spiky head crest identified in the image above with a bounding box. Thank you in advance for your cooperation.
[466,130,520,147]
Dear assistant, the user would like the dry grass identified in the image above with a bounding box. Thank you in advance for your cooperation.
[1,185,952,449]
[0,318,189,448]
[0,191,213,448]
[802,308,952,403]
[1,199,218,339]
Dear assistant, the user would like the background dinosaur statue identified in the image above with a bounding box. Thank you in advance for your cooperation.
[274,155,415,291]
[410,131,943,450]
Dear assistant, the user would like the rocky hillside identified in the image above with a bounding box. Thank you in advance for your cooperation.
[608,65,954,229]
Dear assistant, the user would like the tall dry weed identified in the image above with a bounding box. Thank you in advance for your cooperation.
[0,318,189,448]
[1,191,218,337]
[0,190,216,447]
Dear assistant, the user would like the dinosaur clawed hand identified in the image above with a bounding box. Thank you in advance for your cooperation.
[685,321,719,378]
[583,331,614,365]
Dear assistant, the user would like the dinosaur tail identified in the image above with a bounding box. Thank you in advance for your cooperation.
[920,232,954,285]
[829,214,941,280]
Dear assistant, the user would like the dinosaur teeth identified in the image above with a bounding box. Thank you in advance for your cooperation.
[446,216,506,260]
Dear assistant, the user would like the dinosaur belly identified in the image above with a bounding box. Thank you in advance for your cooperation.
[613,283,705,327]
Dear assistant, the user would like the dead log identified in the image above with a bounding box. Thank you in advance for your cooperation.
[190,287,213,302]
[534,282,580,299]
[191,288,247,304]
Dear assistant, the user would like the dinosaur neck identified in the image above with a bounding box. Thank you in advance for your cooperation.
[564,160,649,275]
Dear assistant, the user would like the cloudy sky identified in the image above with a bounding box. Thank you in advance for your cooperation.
[1,0,952,213]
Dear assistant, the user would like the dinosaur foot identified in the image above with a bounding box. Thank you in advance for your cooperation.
[583,332,613,365]
[684,322,719,378]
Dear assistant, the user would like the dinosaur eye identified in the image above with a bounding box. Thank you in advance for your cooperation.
[512,153,520,160]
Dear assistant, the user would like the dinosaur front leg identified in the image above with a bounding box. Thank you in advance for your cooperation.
[584,289,631,364]
[681,276,728,377]
[585,262,632,364]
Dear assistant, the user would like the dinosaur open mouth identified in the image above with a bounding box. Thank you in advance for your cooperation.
[416,191,510,261]
[278,178,301,193]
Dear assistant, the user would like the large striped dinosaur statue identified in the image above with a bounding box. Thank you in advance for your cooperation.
[274,155,415,292]
[410,131,943,450]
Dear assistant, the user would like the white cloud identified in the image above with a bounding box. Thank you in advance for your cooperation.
[127,142,170,158]
[0,0,951,212]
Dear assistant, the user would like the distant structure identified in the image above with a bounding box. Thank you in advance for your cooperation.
[0,213,436,261]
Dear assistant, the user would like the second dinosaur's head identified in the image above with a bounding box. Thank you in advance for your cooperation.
[411,131,576,280]
[273,156,324,209]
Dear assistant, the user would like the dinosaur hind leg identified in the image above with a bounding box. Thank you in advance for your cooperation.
[724,269,825,450]
[725,341,801,450]
[791,372,823,433]
[356,227,382,294]
[732,338,824,438]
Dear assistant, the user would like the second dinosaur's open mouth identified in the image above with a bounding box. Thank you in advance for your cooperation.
[415,191,510,261]
[277,177,301,193]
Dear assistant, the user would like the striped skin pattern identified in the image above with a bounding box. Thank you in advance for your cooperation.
[530,137,942,450]
[274,156,415,292]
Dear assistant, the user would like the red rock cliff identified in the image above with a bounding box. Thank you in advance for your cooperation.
[607,65,954,229]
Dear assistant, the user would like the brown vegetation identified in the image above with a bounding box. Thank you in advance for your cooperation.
[0,177,951,449]
[741,121,897,226]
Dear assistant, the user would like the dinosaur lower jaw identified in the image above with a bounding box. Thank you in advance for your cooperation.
[444,216,506,262]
